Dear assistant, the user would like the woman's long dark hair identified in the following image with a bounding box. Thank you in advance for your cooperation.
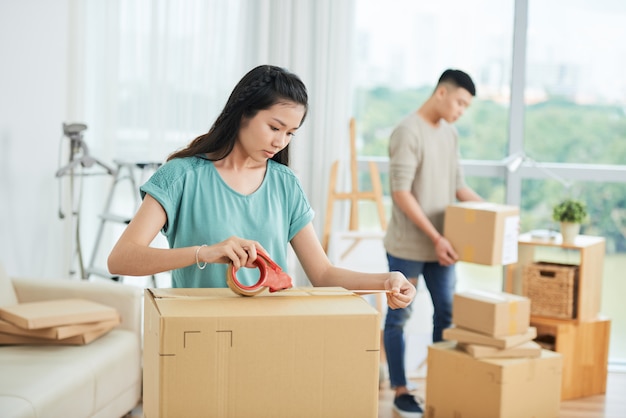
[168,65,308,166]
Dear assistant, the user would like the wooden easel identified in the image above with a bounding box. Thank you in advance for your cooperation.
[322,118,387,254]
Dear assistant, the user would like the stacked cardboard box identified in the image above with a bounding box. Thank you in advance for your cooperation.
[0,298,120,345]
[445,289,540,358]
[426,290,562,418]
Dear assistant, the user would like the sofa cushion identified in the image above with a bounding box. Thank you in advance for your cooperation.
[0,263,18,307]
[0,329,141,418]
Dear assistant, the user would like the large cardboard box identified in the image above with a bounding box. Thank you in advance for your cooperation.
[453,290,530,337]
[425,341,562,418]
[444,202,519,265]
[143,287,381,418]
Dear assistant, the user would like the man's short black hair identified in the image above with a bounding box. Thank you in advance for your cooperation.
[438,69,476,96]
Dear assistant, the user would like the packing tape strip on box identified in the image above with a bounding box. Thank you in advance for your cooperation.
[464,209,477,224]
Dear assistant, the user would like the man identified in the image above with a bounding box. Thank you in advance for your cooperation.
[383,69,483,417]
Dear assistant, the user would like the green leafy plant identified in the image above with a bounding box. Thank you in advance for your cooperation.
[552,199,588,224]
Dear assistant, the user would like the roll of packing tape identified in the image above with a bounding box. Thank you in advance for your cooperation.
[226,250,293,297]
[226,258,267,297]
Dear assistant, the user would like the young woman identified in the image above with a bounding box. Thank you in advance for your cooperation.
[108,64,415,309]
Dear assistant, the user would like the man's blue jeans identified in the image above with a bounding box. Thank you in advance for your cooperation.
[384,253,456,389]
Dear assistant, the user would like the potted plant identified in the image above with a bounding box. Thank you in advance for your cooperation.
[552,199,588,243]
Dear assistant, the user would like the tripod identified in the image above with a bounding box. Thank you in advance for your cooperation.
[56,123,116,279]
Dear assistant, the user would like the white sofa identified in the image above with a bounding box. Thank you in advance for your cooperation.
[0,263,143,418]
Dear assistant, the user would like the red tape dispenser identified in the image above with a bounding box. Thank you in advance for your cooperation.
[226,250,293,296]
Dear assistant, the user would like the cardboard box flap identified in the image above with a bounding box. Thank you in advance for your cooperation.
[450,201,519,212]
[458,289,528,305]
[458,340,543,359]
[148,286,355,299]
[150,288,375,319]
[443,326,537,349]
[149,287,234,299]
[476,346,561,368]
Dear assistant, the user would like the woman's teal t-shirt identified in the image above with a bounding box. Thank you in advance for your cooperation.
[139,156,314,288]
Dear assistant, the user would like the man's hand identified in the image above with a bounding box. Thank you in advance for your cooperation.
[435,236,458,266]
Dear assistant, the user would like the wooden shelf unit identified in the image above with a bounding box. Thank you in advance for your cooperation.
[504,233,610,400]
[505,233,605,323]
[533,316,611,400]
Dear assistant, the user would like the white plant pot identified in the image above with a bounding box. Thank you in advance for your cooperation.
[560,222,581,244]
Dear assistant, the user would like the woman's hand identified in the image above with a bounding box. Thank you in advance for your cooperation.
[384,271,417,309]
[198,236,267,269]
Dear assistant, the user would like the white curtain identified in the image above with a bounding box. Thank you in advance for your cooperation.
[69,0,355,283]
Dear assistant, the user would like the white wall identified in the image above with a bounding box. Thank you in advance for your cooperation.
[0,1,72,278]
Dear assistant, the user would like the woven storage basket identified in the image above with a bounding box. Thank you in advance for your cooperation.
[522,262,579,319]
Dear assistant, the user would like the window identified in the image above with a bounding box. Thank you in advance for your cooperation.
[353,0,626,363]
[525,0,626,166]
[353,0,514,162]
[83,0,246,163]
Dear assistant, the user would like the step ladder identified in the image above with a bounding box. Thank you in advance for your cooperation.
[85,160,162,285]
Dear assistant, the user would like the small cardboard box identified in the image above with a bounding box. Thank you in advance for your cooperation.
[143,287,381,418]
[458,340,542,359]
[453,290,530,337]
[444,202,519,265]
[425,341,562,418]
[0,298,119,329]
[443,326,536,349]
